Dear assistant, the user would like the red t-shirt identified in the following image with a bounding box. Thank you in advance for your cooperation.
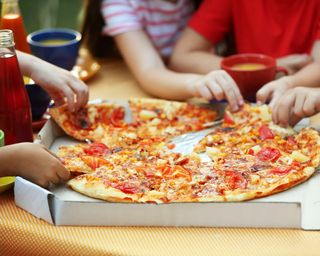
[189,0,320,58]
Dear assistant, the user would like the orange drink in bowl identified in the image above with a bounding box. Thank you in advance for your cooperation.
[221,53,288,102]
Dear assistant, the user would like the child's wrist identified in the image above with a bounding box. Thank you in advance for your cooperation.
[186,75,202,97]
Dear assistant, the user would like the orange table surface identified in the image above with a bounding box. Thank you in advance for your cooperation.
[1,58,320,256]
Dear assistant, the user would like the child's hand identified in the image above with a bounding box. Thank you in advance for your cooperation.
[191,70,244,111]
[256,76,294,108]
[30,60,89,112]
[277,54,312,75]
[271,87,320,126]
[2,143,70,188]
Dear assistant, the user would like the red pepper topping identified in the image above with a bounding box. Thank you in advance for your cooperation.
[110,107,125,127]
[114,183,140,194]
[269,167,291,175]
[224,170,247,190]
[84,143,110,156]
[256,147,281,162]
[259,125,274,140]
[223,111,235,125]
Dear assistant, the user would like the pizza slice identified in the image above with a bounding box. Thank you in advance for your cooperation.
[129,98,218,137]
[49,103,126,142]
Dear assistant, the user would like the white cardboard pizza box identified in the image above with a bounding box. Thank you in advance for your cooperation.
[14,118,320,229]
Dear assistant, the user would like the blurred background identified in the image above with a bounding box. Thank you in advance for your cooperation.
[13,0,83,33]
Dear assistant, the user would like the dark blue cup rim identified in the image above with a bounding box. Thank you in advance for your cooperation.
[27,28,81,48]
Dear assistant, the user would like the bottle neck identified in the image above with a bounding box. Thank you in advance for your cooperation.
[0,29,16,57]
[1,0,21,17]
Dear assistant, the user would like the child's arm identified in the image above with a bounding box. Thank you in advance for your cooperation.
[17,51,89,112]
[0,143,70,188]
[270,87,320,126]
[170,28,222,74]
[114,30,243,111]
[257,61,320,106]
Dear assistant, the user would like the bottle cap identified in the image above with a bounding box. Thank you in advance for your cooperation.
[0,29,15,47]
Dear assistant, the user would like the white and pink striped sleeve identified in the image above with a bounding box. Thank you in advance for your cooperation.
[101,0,142,36]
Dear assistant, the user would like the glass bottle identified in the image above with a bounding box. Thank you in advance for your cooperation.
[0,29,33,144]
[0,0,30,53]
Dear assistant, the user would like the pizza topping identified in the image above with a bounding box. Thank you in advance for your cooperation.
[269,167,292,176]
[176,157,189,166]
[286,136,296,145]
[256,147,281,162]
[139,109,158,120]
[72,108,91,129]
[162,165,192,181]
[110,107,125,127]
[224,170,248,190]
[81,156,113,169]
[250,163,272,172]
[258,104,271,121]
[223,111,235,125]
[84,143,110,156]
[258,125,274,140]
[248,145,261,155]
[290,151,310,163]
[249,174,260,184]
[113,183,140,194]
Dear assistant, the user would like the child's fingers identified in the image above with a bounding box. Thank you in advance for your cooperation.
[197,83,213,100]
[289,115,302,127]
[214,75,239,111]
[60,84,76,112]
[68,78,89,111]
[56,166,70,182]
[273,93,295,126]
[256,83,273,105]
[48,173,60,184]
[51,93,65,107]
[222,73,244,105]
[302,96,317,117]
[293,93,306,118]
[206,80,224,101]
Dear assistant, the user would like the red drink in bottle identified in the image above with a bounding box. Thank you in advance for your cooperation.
[0,29,33,144]
[0,0,31,53]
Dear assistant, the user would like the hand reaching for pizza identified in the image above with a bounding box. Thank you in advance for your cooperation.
[29,60,89,112]
[270,87,320,127]
[17,51,89,112]
[0,143,70,188]
[190,70,244,112]
[256,76,295,108]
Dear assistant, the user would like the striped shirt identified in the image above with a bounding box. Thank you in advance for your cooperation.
[101,0,194,57]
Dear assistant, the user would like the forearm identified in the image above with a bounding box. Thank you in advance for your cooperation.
[170,51,222,74]
[135,68,201,100]
[16,50,41,77]
[288,62,320,88]
[0,146,15,177]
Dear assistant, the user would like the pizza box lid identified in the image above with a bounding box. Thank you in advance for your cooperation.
[14,108,320,229]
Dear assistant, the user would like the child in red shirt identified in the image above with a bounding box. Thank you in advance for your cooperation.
[170,0,320,125]
[171,0,320,74]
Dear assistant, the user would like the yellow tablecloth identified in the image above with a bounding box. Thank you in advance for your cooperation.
[1,58,320,256]
[2,190,320,256]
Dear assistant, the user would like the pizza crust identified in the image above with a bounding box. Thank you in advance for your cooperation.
[68,177,140,203]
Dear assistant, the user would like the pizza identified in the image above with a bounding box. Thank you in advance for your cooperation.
[49,98,217,148]
[51,100,320,203]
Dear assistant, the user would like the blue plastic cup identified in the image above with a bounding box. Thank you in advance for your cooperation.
[27,28,81,70]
